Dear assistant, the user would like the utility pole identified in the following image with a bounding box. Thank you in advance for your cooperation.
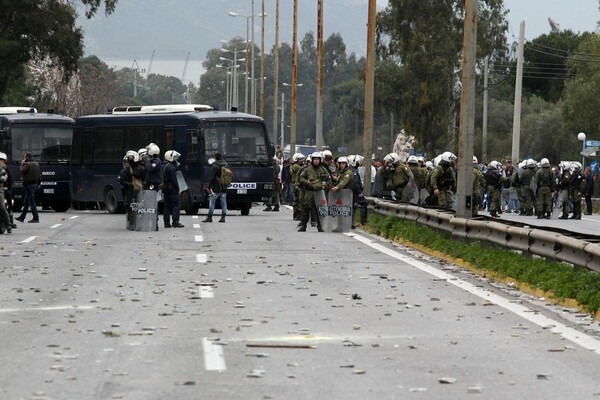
[290,0,298,154]
[512,21,525,165]
[456,0,478,218]
[482,56,489,163]
[251,0,256,115]
[315,0,324,149]
[362,0,376,195]
[280,92,285,150]
[272,0,280,145]
[260,0,265,118]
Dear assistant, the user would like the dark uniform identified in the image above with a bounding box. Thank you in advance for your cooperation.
[519,164,536,216]
[484,164,505,218]
[119,156,145,230]
[557,166,571,219]
[569,166,583,220]
[162,159,184,228]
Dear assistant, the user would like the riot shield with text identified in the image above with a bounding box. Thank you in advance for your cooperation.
[327,189,353,232]
[313,190,331,232]
[133,190,159,231]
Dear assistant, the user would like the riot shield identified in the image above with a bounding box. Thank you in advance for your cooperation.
[403,176,418,204]
[177,171,188,192]
[313,190,331,232]
[420,188,430,206]
[133,190,159,231]
[327,189,353,232]
[372,168,392,198]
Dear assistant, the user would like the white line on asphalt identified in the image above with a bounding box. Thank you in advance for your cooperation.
[193,224,200,229]
[195,235,204,242]
[196,254,208,263]
[69,216,79,220]
[199,286,214,298]
[202,337,226,371]
[347,232,600,355]
[20,236,37,243]
[0,305,95,314]
[192,216,199,219]
[50,224,62,229]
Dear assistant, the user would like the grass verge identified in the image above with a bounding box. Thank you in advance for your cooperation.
[361,212,600,315]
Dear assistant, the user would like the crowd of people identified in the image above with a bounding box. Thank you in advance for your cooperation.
[271,149,595,226]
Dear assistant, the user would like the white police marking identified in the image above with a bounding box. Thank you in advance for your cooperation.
[202,337,226,371]
[228,182,256,189]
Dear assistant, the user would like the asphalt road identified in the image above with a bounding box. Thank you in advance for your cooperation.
[1,206,600,400]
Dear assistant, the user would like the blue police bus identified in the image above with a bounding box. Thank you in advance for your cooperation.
[70,104,274,215]
[0,107,74,212]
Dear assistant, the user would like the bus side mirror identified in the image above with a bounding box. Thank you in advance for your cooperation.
[268,142,275,158]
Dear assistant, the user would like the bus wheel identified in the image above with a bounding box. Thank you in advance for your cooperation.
[53,200,71,212]
[104,189,121,214]
[240,203,251,216]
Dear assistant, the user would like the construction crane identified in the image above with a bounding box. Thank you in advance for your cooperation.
[146,50,155,77]
[181,51,190,83]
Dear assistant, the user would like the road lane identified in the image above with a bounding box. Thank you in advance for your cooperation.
[1,208,599,399]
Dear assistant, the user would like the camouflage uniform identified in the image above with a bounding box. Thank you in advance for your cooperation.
[430,162,455,208]
[291,161,303,220]
[298,161,333,231]
[381,163,414,202]
[484,168,504,217]
[519,167,535,216]
[472,166,485,216]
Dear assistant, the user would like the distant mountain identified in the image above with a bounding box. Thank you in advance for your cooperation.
[77,0,383,63]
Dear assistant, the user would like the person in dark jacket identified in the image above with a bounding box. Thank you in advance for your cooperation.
[584,166,594,215]
[119,150,145,230]
[16,151,40,223]
[202,153,229,223]
[162,150,184,228]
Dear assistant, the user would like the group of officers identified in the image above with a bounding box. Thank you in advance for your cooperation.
[289,150,368,232]
[287,148,590,227]
[119,143,184,230]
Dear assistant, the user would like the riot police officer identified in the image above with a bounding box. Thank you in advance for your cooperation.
[536,158,555,219]
[298,152,333,232]
[162,150,185,228]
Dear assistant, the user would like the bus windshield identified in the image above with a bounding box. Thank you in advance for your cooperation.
[203,121,269,164]
[11,124,72,163]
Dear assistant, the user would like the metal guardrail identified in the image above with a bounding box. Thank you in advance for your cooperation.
[369,197,600,273]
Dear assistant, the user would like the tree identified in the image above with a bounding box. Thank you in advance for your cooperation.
[377,0,508,155]
[521,30,590,103]
[0,0,118,103]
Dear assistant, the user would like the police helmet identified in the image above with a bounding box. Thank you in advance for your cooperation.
[310,152,323,161]
[571,162,582,171]
[164,150,181,163]
[138,148,148,157]
[473,156,478,164]
[526,159,536,168]
[0,152,6,161]
[337,156,349,165]
[147,144,160,156]
[417,156,425,164]
[425,161,434,170]
[322,149,333,159]
[540,158,550,167]
[407,155,418,164]
[488,160,500,170]
[125,150,140,163]
[441,151,456,163]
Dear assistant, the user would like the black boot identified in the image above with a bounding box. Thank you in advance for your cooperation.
[218,215,226,223]
[263,205,272,211]
[272,205,279,212]
[202,215,213,223]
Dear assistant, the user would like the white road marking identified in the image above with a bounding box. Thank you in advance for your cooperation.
[199,286,214,298]
[192,216,199,219]
[0,305,95,314]
[50,224,62,229]
[69,216,79,220]
[196,254,208,264]
[20,236,37,243]
[202,337,226,371]
[348,232,600,355]
[193,224,200,229]
[195,235,204,242]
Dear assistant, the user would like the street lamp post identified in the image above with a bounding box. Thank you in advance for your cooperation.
[578,132,586,169]
[283,82,303,153]
[229,8,267,114]
[219,52,245,111]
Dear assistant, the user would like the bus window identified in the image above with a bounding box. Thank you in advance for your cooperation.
[164,128,174,151]
[83,130,94,163]
[203,121,269,163]
[94,127,123,162]
[123,125,161,152]
[72,127,83,164]
[11,124,73,163]
[186,129,200,163]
